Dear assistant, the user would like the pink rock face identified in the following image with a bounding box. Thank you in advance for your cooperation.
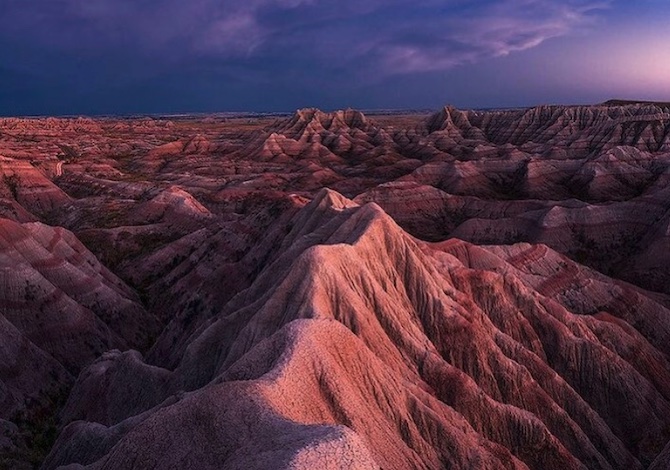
[1,104,670,469]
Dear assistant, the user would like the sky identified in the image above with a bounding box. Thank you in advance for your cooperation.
[0,0,669,115]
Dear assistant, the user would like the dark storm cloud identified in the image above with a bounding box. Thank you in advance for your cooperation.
[0,0,610,114]
[2,0,608,69]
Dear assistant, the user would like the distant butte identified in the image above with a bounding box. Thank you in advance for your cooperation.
[1,103,670,469]
[602,98,670,107]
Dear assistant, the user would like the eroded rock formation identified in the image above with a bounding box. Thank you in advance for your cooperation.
[1,103,669,469]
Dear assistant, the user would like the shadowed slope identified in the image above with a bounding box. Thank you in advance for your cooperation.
[0,218,161,428]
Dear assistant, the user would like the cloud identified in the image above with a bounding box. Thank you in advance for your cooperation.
[1,0,609,69]
[354,0,611,73]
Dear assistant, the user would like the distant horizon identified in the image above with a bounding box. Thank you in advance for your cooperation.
[2,97,669,120]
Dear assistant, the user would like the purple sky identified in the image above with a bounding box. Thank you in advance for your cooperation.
[0,0,668,115]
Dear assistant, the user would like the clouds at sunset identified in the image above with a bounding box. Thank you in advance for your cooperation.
[1,0,608,70]
[0,0,665,114]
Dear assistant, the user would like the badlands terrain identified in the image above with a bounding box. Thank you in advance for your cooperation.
[1,102,670,469]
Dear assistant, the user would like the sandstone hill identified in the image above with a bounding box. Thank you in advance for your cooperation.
[1,104,669,469]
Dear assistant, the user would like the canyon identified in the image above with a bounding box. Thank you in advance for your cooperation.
[1,102,670,469]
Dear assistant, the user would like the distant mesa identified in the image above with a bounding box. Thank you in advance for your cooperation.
[602,98,670,107]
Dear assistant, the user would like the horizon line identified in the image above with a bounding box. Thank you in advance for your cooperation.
[1,98,669,120]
